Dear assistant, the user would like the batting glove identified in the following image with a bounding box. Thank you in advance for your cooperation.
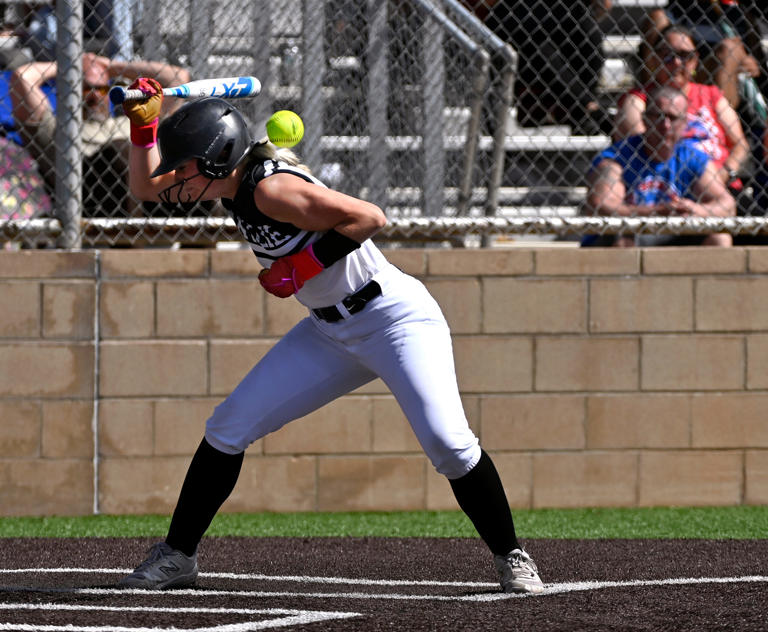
[123,77,163,147]
[258,246,324,298]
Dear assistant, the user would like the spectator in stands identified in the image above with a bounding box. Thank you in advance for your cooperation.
[638,1,764,111]
[615,25,749,195]
[14,0,120,61]
[0,133,53,249]
[9,52,189,217]
[583,86,736,247]
[463,0,614,135]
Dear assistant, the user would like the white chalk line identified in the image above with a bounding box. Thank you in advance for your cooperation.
[0,568,493,588]
[0,601,360,632]
[0,603,361,632]
[0,568,767,602]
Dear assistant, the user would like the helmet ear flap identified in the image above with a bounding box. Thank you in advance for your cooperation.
[198,138,237,179]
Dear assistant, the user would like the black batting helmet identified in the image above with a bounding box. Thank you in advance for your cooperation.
[151,97,253,179]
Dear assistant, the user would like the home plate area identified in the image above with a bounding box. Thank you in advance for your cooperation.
[1,538,767,631]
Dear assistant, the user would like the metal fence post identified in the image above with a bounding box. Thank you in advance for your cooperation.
[302,0,324,173]
[55,0,83,249]
[422,14,445,217]
[189,0,212,76]
[367,0,388,210]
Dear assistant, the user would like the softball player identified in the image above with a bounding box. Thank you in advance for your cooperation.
[118,79,544,595]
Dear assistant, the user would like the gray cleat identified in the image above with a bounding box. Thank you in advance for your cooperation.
[119,542,198,589]
[494,548,544,594]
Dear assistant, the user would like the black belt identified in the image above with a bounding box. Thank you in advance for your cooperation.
[312,280,382,322]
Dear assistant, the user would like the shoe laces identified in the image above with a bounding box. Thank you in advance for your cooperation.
[508,549,539,574]
[133,542,174,572]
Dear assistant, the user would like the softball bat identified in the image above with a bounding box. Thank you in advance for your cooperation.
[109,76,262,105]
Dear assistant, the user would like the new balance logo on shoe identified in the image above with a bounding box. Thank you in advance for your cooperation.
[119,542,198,590]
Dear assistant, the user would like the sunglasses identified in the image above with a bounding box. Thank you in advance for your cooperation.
[83,84,110,95]
[661,49,698,65]
[645,110,688,125]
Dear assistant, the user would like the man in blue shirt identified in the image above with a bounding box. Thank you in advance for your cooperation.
[583,86,736,246]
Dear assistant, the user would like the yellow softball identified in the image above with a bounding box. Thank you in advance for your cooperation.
[266,110,304,148]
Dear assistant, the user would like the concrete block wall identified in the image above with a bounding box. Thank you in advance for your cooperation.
[1,247,767,517]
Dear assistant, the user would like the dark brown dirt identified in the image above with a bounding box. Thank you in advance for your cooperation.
[1,537,766,630]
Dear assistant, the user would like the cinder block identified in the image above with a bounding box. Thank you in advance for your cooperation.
[425,452,532,511]
[643,248,746,275]
[157,280,264,337]
[533,452,637,508]
[41,400,93,458]
[587,395,690,448]
[535,337,639,392]
[224,455,316,512]
[0,401,41,457]
[154,398,217,456]
[100,250,208,278]
[210,250,260,277]
[0,251,95,279]
[747,334,768,390]
[691,394,768,448]
[317,455,425,511]
[100,282,154,338]
[453,336,533,392]
[264,295,307,335]
[696,278,768,331]
[590,278,693,333]
[535,248,639,276]
[745,450,768,504]
[428,249,533,276]
[484,279,586,334]
[264,397,372,454]
[424,279,482,333]
[209,339,277,395]
[641,335,743,391]
[747,247,768,273]
[371,396,421,453]
[99,456,189,514]
[480,395,585,450]
[43,282,95,339]
[0,342,93,397]
[98,400,154,456]
[0,282,39,337]
[382,250,427,276]
[156,280,212,336]
[426,465,459,510]
[0,459,93,516]
[489,452,533,509]
[638,450,743,506]
[99,341,207,397]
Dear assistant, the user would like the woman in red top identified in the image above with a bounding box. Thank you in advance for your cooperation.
[615,24,748,187]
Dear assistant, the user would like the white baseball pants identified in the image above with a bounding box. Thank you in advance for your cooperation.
[205,266,481,479]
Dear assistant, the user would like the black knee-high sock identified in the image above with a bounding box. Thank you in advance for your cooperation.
[449,450,520,556]
[165,438,244,557]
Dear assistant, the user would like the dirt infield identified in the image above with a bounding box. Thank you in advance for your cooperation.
[1,537,766,630]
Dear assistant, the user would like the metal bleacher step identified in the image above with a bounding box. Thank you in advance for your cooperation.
[360,186,586,220]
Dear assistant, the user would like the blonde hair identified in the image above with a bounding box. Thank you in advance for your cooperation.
[247,141,312,175]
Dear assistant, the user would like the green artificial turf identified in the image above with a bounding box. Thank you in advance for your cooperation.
[0,506,766,539]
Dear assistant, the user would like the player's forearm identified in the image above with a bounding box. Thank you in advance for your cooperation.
[587,200,662,217]
[129,146,171,201]
[9,62,56,123]
[698,194,736,218]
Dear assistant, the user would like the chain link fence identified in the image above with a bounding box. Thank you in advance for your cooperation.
[0,0,767,248]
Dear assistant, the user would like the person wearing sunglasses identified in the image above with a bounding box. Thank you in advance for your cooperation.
[584,86,736,247]
[615,25,748,193]
[8,52,189,219]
